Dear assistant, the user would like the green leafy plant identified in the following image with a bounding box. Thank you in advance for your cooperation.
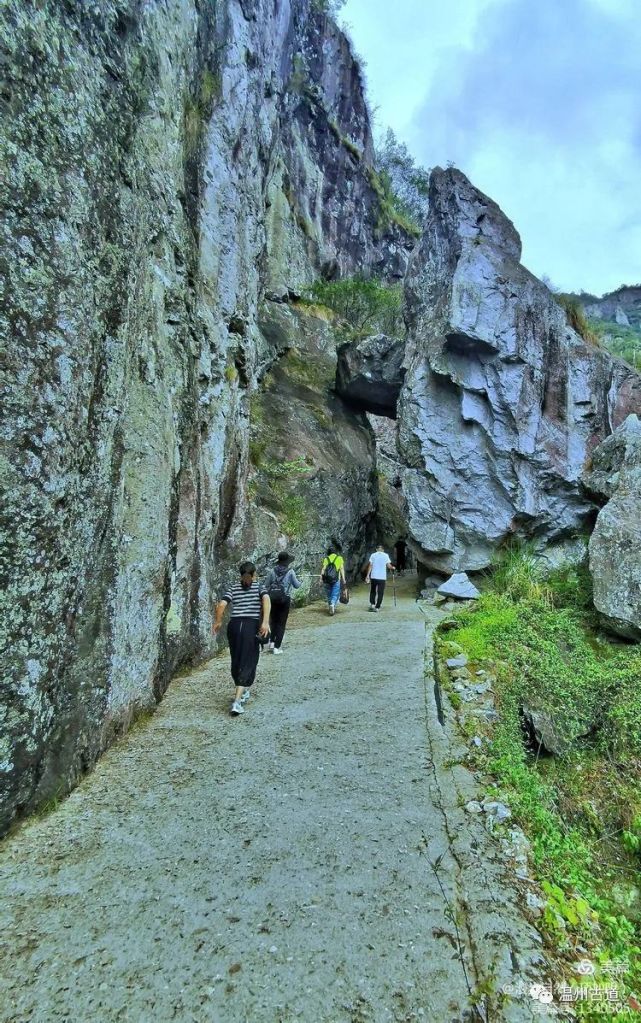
[436,546,641,995]
[307,275,404,338]
[374,127,429,230]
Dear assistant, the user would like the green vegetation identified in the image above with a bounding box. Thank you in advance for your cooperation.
[374,127,429,233]
[184,65,222,156]
[591,320,641,371]
[436,547,641,1009]
[311,0,347,14]
[555,294,600,347]
[248,394,314,538]
[367,166,422,238]
[276,490,307,538]
[307,275,404,338]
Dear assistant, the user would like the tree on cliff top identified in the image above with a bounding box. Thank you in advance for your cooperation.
[374,128,430,230]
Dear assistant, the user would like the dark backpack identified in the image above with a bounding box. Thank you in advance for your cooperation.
[268,566,289,605]
[322,554,339,585]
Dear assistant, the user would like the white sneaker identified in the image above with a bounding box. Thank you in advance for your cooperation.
[267,642,274,652]
[368,605,375,612]
[329,605,335,616]
[273,647,283,655]
[230,700,244,715]
[240,689,251,704]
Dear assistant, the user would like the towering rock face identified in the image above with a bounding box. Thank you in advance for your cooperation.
[0,0,410,833]
[583,415,641,640]
[397,169,641,572]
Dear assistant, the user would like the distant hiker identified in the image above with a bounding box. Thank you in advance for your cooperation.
[365,544,395,611]
[264,551,301,654]
[213,561,270,716]
[394,537,407,575]
[320,543,346,616]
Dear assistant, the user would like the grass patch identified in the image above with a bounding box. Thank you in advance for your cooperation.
[436,547,641,1005]
[555,293,601,347]
[590,319,641,371]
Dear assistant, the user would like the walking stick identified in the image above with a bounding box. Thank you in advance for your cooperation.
[392,569,397,607]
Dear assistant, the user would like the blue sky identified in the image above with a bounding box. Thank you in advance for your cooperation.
[341,0,640,296]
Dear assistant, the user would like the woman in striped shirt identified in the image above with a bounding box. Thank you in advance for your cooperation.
[213,561,270,716]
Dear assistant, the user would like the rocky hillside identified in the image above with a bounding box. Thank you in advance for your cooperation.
[1,0,640,836]
[582,285,641,329]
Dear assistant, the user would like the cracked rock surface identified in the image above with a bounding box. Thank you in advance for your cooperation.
[399,169,641,573]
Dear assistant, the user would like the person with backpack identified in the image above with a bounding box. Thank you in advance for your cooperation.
[264,551,301,654]
[213,561,270,716]
[320,542,346,616]
[365,544,395,612]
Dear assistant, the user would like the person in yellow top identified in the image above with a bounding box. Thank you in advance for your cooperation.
[319,542,346,616]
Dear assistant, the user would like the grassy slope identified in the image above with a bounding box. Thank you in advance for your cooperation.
[435,552,641,1018]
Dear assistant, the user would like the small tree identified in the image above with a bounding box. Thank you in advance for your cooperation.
[374,128,430,230]
[308,276,404,338]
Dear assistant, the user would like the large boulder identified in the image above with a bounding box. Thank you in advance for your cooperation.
[397,168,641,572]
[336,334,405,417]
[437,572,480,600]
[584,415,641,640]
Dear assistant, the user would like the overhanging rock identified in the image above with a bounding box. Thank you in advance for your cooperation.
[335,334,405,418]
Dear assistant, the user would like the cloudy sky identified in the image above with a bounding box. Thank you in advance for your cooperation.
[341,0,640,296]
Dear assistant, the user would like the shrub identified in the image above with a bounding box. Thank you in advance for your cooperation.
[374,127,429,231]
[307,275,404,338]
[312,0,346,14]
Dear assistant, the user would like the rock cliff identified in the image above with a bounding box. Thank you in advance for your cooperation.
[0,0,410,833]
[338,169,641,573]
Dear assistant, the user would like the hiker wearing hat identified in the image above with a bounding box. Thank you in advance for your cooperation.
[213,561,270,715]
[264,551,301,654]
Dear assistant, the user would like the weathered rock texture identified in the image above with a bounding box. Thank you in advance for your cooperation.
[584,415,641,640]
[336,334,405,417]
[0,0,411,833]
[398,170,641,572]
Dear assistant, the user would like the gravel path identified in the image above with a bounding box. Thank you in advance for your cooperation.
[0,578,549,1022]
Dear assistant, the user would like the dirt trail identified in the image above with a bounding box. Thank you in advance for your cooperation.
[0,578,549,1022]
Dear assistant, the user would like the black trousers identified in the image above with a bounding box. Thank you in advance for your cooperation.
[227,617,260,687]
[270,597,291,649]
[369,579,386,608]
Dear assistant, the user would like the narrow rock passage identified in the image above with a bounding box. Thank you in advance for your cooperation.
[0,579,547,1023]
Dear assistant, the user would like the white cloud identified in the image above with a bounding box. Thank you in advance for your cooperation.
[342,0,641,294]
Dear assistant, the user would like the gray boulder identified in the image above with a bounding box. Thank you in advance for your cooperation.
[336,334,405,417]
[585,415,641,640]
[521,706,570,756]
[438,572,480,600]
[398,169,641,572]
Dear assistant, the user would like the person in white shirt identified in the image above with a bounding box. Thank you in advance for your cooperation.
[365,544,395,612]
